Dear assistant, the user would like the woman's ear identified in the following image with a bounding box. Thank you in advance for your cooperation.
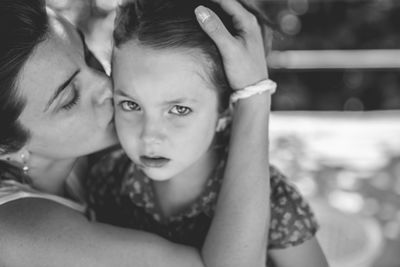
[2,148,30,174]
[0,147,30,166]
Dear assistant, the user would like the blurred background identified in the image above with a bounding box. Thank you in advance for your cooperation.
[47,0,400,266]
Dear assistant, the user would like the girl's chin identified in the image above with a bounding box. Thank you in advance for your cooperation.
[140,168,175,182]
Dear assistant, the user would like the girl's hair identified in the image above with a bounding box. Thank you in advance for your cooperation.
[0,0,49,155]
[113,0,271,112]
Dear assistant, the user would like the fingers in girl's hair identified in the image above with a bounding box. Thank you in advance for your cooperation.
[195,6,236,49]
[208,0,256,28]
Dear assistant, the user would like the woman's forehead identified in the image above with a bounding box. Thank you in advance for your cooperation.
[47,8,83,52]
[16,13,83,115]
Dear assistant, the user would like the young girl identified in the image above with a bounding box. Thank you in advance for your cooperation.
[87,0,328,266]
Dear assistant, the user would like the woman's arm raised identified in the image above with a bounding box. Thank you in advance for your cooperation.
[196,2,271,266]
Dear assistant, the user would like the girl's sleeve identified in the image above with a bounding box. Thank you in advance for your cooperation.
[268,166,319,249]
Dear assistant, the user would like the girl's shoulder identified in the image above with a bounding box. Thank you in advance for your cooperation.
[87,146,138,193]
[88,146,130,176]
[86,147,140,217]
[212,160,318,249]
[268,166,319,249]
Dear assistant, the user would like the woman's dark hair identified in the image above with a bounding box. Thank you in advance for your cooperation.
[113,0,272,112]
[0,0,49,155]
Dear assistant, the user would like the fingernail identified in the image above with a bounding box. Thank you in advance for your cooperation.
[195,6,211,23]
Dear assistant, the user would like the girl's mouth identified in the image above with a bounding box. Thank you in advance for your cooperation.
[140,156,170,168]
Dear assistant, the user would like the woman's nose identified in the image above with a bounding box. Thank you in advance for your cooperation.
[89,69,113,105]
[96,78,113,105]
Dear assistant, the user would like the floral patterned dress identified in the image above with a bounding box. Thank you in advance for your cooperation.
[86,144,319,266]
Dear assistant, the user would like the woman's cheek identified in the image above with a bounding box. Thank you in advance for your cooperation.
[115,113,134,140]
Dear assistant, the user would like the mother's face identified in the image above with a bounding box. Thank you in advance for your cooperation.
[16,11,117,160]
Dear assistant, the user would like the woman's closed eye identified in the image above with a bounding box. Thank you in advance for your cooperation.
[169,105,192,116]
[61,84,80,111]
[120,100,141,111]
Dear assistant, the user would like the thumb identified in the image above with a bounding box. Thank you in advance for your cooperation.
[195,5,236,51]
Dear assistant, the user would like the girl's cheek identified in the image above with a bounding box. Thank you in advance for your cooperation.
[169,119,188,129]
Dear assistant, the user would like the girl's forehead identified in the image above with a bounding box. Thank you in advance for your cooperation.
[113,43,215,93]
[115,41,210,72]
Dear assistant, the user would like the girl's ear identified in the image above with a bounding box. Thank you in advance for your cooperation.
[216,117,226,133]
[216,109,232,133]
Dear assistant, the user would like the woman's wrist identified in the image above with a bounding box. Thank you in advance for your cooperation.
[231,81,274,118]
[230,79,276,105]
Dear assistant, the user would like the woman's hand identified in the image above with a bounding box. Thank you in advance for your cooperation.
[195,0,269,90]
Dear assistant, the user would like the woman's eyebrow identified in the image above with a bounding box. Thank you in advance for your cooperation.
[44,69,80,112]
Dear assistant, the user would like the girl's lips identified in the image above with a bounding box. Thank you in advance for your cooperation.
[140,156,170,168]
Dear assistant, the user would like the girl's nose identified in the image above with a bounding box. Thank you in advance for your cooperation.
[141,116,164,146]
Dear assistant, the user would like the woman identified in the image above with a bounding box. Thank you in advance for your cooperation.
[0,0,272,266]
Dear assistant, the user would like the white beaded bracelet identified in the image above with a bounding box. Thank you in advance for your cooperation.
[230,79,277,104]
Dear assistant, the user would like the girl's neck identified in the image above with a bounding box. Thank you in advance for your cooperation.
[27,154,80,197]
[153,149,218,218]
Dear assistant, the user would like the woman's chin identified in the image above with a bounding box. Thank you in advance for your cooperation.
[97,134,120,151]
[80,132,119,157]
[98,124,120,149]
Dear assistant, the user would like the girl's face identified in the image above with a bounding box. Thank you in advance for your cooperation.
[17,11,118,160]
[113,42,220,181]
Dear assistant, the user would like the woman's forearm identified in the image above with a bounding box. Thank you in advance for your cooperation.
[196,0,272,265]
[202,92,271,267]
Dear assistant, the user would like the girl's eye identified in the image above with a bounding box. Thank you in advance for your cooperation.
[61,86,80,111]
[170,105,192,116]
[120,100,141,111]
